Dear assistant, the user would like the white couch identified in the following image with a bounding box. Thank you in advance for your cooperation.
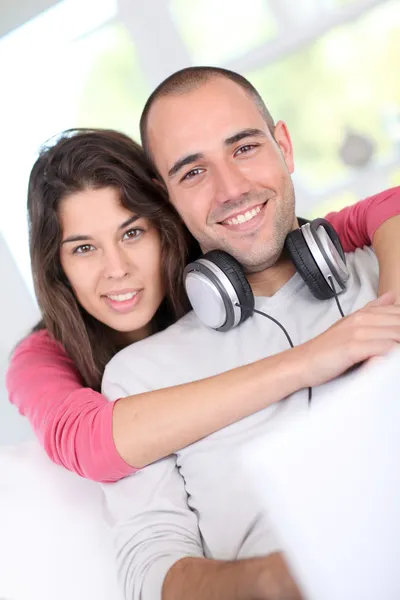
[0,234,124,600]
[0,441,123,600]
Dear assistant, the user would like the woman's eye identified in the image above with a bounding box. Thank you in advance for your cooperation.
[122,228,143,241]
[182,168,204,182]
[73,244,95,255]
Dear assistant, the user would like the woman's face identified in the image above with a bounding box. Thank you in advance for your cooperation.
[59,186,165,343]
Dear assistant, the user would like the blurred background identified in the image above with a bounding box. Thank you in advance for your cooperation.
[0,0,399,443]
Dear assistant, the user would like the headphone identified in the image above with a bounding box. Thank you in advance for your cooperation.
[183,218,350,332]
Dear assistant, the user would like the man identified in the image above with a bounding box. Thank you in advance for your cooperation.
[102,67,400,600]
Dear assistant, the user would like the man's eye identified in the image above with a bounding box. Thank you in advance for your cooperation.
[73,244,94,254]
[235,144,256,156]
[122,228,143,240]
[182,168,203,182]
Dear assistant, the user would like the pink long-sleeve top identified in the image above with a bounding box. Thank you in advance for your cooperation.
[6,187,400,482]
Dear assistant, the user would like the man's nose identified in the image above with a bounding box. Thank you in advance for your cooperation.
[103,246,130,280]
[213,162,251,205]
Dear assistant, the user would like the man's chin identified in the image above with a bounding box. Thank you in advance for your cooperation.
[225,238,287,272]
[242,255,282,274]
[200,231,283,271]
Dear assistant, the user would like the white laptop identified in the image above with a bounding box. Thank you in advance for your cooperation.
[245,347,400,600]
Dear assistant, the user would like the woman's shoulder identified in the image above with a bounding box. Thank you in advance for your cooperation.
[11,328,68,363]
[7,328,83,394]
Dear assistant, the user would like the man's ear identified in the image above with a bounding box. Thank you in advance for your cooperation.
[273,120,295,174]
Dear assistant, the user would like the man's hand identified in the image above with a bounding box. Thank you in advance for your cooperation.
[255,553,303,600]
[297,292,400,389]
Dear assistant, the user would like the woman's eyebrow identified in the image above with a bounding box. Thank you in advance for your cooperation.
[61,215,140,245]
[61,234,93,245]
[118,215,140,230]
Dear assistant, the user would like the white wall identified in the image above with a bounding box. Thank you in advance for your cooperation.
[0,233,40,445]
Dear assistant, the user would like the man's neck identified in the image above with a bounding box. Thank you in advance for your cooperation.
[246,254,296,297]
[246,216,300,297]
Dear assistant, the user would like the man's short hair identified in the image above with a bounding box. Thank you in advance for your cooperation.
[139,66,276,175]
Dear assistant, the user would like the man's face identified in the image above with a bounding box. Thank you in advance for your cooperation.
[147,77,297,272]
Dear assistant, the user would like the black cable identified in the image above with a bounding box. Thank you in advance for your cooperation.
[250,308,294,348]
[236,283,345,407]
[328,275,345,318]
[235,303,313,404]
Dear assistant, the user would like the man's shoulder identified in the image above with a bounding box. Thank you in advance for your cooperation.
[343,246,379,303]
[105,310,208,378]
[345,245,378,272]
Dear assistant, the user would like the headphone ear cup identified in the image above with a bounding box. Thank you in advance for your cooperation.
[285,229,334,300]
[202,250,254,325]
[311,218,345,260]
[310,218,348,290]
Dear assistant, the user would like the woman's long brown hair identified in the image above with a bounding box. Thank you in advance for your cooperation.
[28,128,199,390]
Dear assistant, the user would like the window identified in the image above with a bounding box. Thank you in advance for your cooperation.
[247,0,400,211]
[0,0,145,289]
[170,0,277,64]
[1,0,399,285]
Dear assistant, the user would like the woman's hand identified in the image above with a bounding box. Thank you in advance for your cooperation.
[296,292,400,389]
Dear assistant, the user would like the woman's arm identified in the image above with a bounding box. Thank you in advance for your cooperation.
[324,186,400,252]
[6,330,135,482]
[9,295,400,482]
[325,186,400,298]
[372,214,400,300]
[7,328,306,481]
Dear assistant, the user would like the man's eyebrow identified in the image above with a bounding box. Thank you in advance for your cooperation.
[224,128,266,146]
[168,153,204,179]
[61,215,139,245]
[167,129,265,179]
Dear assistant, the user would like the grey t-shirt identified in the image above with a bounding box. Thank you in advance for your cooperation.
[102,247,379,600]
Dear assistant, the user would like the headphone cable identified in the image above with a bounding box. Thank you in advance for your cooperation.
[235,281,345,406]
[328,275,345,317]
[236,303,312,404]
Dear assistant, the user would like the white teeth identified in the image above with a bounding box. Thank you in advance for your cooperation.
[225,205,262,226]
[107,292,137,302]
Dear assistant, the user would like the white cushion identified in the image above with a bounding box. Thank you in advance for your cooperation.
[0,440,123,600]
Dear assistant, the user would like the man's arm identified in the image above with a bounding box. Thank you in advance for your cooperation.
[103,453,301,600]
[102,363,301,600]
[103,456,204,600]
[163,554,302,600]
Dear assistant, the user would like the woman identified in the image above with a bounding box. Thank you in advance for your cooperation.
[6,128,400,482]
